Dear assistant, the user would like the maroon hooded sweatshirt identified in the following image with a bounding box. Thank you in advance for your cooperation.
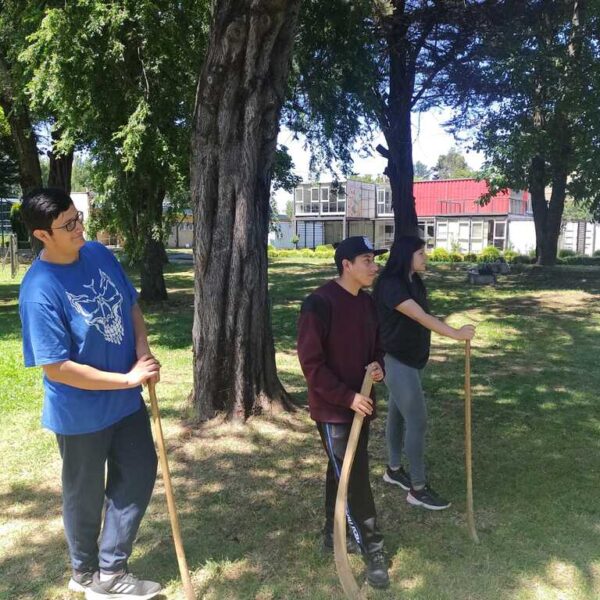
[297,280,384,424]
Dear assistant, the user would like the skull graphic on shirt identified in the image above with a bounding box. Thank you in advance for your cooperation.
[66,270,124,344]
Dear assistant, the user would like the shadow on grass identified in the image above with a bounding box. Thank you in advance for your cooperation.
[1,261,599,599]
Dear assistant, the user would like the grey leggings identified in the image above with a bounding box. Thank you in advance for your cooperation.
[384,353,427,487]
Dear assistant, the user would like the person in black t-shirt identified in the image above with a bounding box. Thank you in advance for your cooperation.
[374,236,475,510]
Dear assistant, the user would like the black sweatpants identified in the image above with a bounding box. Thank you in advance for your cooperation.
[56,403,157,574]
[317,421,384,555]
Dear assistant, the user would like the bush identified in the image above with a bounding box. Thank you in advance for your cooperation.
[314,244,333,252]
[463,252,477,263]
[429,247,450,262]
[558,248,576,257]
[503,249,519,263]
[562,255,600,266]
[593,250,600,257]
[449,252,463,262]
[477,245,501,262]
[512,254,533,264]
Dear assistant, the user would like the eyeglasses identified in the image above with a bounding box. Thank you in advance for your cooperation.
[51,211,84,232]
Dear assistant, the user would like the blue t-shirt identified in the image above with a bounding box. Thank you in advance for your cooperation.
[19,241,142,435]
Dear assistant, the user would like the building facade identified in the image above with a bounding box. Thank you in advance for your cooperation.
[293,178,600,255]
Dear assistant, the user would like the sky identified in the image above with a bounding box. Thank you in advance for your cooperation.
[274,108,485,212]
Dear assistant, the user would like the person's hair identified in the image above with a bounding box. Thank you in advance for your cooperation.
[335,255,358,276]
[20,188,73,234]
[374,235,425,297]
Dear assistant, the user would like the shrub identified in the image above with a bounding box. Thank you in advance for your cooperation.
[503,249,519,263]
[593,250,600,257]
[429,247,450,262]
[562,255,600,266]
[463,252,477,263]
[449,252,463,262]
[558,248,576,257]
[314,244,334,252]
[477,245,501,262]
[513,254,533,264]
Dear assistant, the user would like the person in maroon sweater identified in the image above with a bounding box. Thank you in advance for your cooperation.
[297,236,390,590]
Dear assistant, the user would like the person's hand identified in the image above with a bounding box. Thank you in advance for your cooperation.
[126,354,161,387]
[350,393,373,417]
[367,362,384,382]
[455,324,476,341]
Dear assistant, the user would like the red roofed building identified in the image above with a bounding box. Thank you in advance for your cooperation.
[293,178,536,253]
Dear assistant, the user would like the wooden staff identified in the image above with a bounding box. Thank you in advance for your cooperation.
[148,382,196,599]
[333,368,374,600]
[464,340,479,543]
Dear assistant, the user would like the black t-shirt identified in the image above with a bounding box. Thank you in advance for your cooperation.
[375,274,431,369]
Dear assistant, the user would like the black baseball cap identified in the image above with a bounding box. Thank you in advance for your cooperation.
[334,236,387,271]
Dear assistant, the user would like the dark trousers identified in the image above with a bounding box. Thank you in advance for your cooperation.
[56,403,157,573]
[317,421,384,555]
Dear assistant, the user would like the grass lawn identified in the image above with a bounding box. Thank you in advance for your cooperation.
[1,258,599,600]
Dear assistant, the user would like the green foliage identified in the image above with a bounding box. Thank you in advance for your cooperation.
[464,252,478,263]
[512,254,533,265]
[478,246,501,262]
[561,255,600,266]
[448,251,463,263]
[432,148,477,180]
[558,248,576,258]
[9,202,28,241]
[503,249,519,263]
[428,247,450,262]
[414,161,432,181]
[594,250,600,258]
[0,108,19,197]
[20,1,210,263]
[272,145,302,193]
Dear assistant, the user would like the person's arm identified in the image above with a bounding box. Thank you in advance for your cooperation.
[297,303,373,416]
[395,299,475,340]
[132,303,151,358]
[42,355,160,390]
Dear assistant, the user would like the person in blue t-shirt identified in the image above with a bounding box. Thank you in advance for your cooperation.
[19,188,163,600]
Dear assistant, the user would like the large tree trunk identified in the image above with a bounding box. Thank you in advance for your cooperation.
[383,100,418,238]
[139,186,168,302]
[379,9,419,239]
[47,128,73,193]
[0,58,41,192]
[191,0,300,421]
[529,154,547,262]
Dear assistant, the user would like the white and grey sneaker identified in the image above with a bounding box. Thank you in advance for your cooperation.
[68,569,95,593]
[407,484,451,510]
[85,571,162,600]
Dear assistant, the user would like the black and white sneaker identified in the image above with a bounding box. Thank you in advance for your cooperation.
[407,485,451,510]
[382,465,411,491]
[365,550,390,589]
[68,569,95,593]
[85,572,162,599]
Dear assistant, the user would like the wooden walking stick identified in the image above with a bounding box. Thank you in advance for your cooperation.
[148,382,196,600]
[464,341,479,544]
[333,367,374,600]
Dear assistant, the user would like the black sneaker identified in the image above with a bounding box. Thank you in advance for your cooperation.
[323,530,361,554]
[365,550,390,589]
[68,569,95,593]
[407,484,451,510]
[85,572,162,600]
[382,465,411,491]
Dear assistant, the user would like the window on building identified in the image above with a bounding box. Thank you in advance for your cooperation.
[377,189,392,215]
[437,221,448,241]
[321,187,330,213]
